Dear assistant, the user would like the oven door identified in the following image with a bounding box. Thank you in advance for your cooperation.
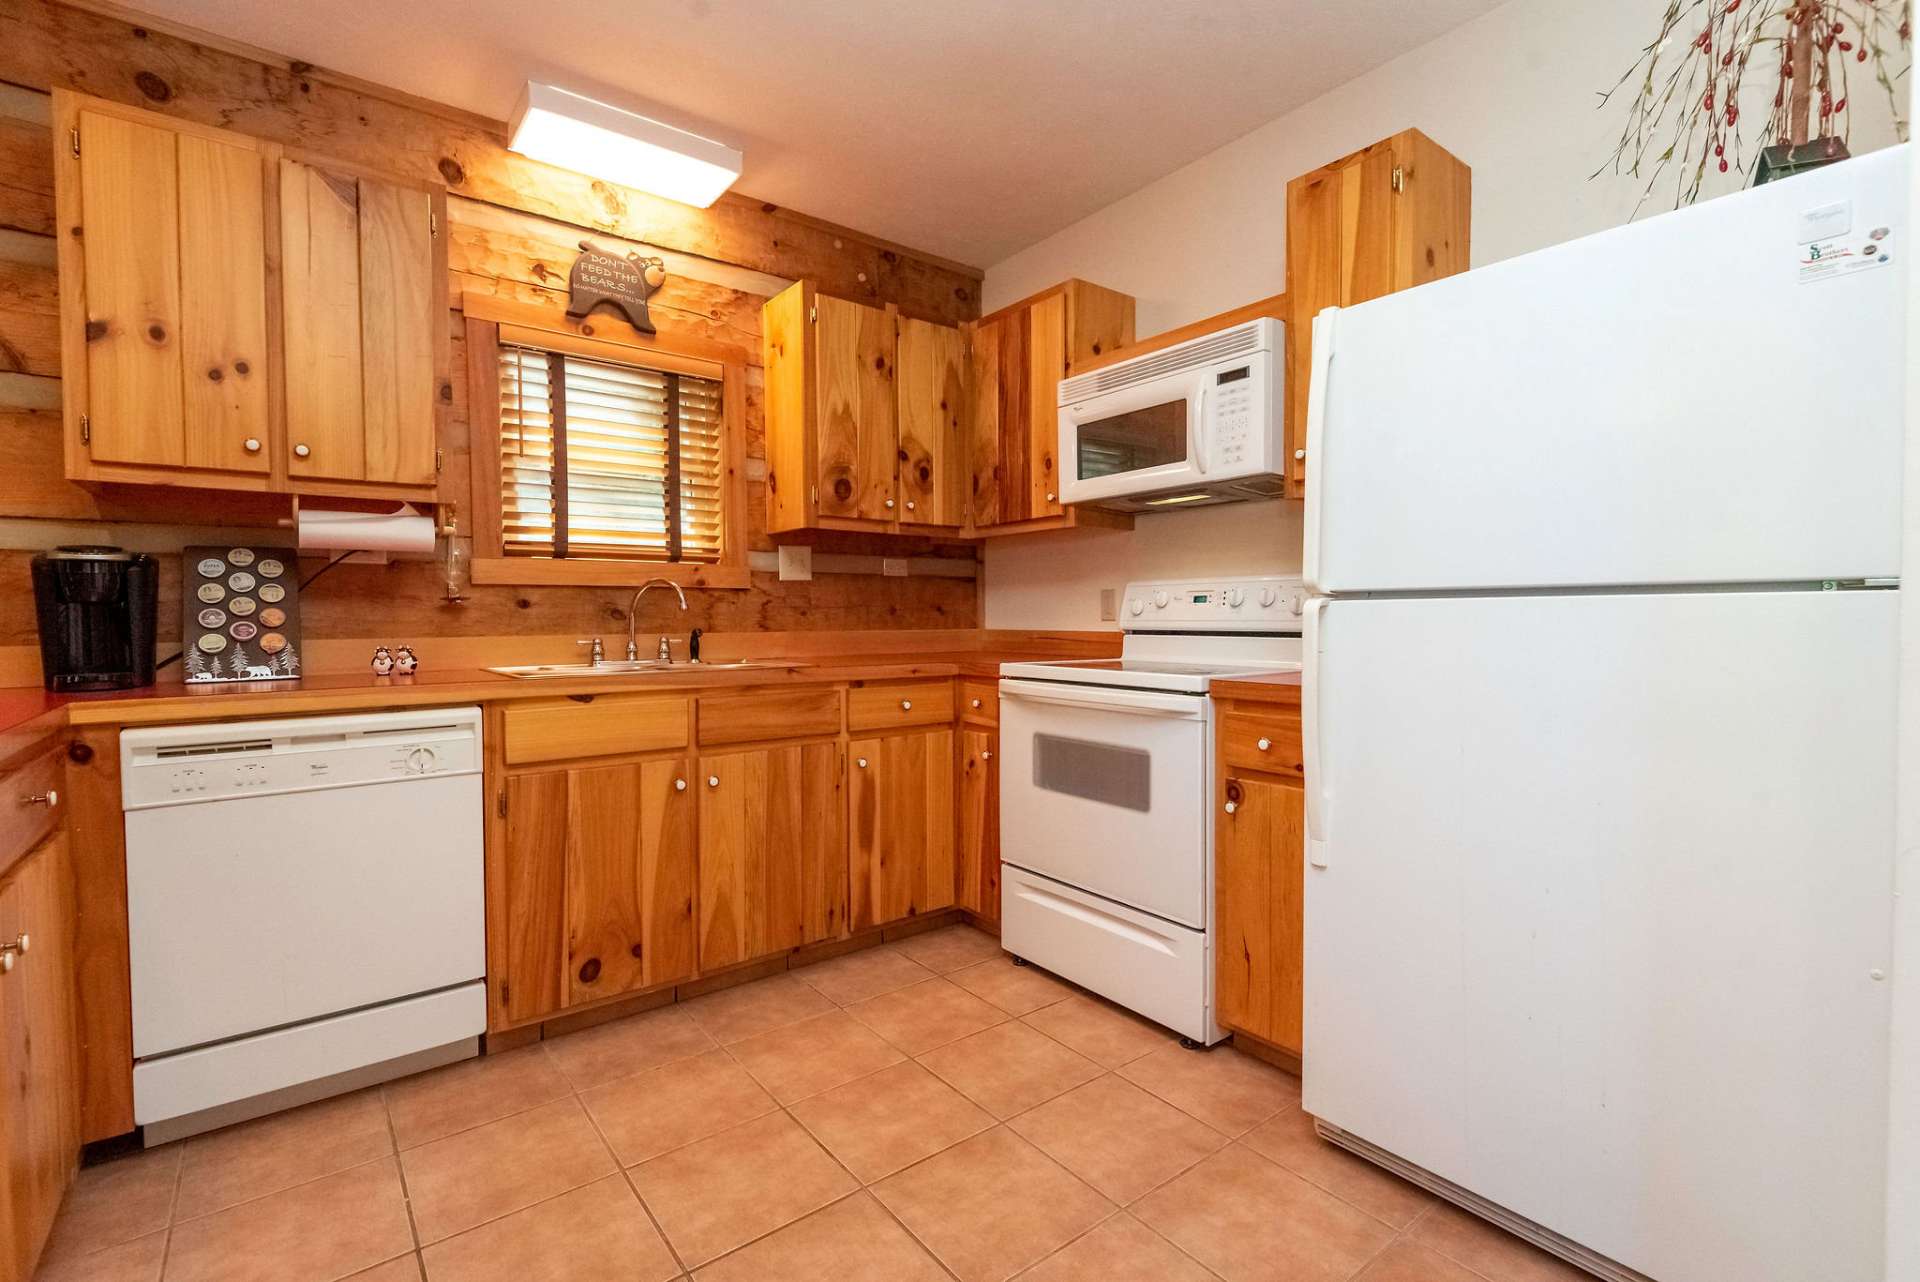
[998,678,1211,927]
[1058,369,1206,505]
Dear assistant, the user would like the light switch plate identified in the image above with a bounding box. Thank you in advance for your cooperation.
[778,545,812,581]
[1099,588,1118,621]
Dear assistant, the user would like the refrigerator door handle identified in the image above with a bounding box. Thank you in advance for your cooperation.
[1303,597,1331,867]
[1301,307,1338,593]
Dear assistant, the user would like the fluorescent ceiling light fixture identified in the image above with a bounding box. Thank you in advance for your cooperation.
[1144,492,1215,506]
[508,82,742,209]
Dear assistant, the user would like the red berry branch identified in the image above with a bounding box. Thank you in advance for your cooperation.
[1598,0,1910,209]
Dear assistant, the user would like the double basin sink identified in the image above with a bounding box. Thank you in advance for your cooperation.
[487,659,802,680]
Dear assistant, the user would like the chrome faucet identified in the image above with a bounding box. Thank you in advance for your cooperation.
[626,578,688,662]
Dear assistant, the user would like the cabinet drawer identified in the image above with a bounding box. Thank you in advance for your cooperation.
[959,680,998,725]
[1221,711,1304,778]
[0,746,64,878]
[698,686,842,746]
[502,695,689,765]
[847,681,954,732]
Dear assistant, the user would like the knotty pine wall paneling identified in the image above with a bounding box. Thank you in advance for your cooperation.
[0,0,986,673]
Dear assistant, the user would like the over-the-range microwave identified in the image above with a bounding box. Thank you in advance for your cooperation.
[1057,316,1286,511]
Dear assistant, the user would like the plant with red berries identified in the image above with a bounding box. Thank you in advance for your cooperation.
[1600,0,1910,208]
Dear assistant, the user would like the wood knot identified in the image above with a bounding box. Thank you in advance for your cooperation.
[438,380,453,403]
[436,157,466,185]
[629,943,645,959]
[146,323,167,343]
[873,356,886,371]
[1425,247,1436,267]
[578,958,601,984]
[133,70,172,102]
[832,477,853,501]
[207,367,223,382]
[234,360,250,375]
[84,320,107,342]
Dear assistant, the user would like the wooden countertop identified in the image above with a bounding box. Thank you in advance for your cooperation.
[1208,671,1303,704]
[0,650,1037,735]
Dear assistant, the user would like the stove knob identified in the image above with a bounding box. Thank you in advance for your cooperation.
[1259,587,1277,608]
[1224,588,1244,608]
[1290,594,1305,616]
[1152,591,1170,608]
[1128,597,1145,617]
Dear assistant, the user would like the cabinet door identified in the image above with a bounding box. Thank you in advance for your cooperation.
[966,317,1003,528]
[76,109,269,475]
[1,834,80,1282]
[1022,292,1067,519]
[958,728,1000,922]
[698,743,846,971]
[849,730,956,930]
[281,159,441,487]
[896,316,967,528]
[813,293,896,521]
[1215,773,1305,1053]
[567,760,698,1004]
[495,770,568,1027]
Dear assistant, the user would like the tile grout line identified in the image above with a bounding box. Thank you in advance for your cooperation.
[379,1082,429,1269]
[155,1143,185,1281]
[575,1080,695,1281]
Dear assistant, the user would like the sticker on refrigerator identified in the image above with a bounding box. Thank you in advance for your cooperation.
[1799,226,1893,284]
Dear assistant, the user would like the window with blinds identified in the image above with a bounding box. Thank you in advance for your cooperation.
[497,343,725,563]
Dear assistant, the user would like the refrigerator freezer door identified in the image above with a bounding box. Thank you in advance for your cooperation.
[1301,589,1896,1282]
[1306,145,1907,594]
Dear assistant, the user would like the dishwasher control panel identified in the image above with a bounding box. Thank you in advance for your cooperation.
[121,707,483,809]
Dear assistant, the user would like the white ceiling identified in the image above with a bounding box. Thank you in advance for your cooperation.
[131,0,1508,268]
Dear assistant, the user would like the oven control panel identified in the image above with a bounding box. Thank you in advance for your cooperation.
[1122,576,1305,631]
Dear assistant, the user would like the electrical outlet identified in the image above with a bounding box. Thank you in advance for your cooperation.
[1099,588,1118,622]
[778,545,813,581]
[882,557,909,578]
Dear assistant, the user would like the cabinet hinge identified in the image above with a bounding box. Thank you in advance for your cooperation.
[1390,165,1405,194]
[810,485,818,505]
[496,789,508,818]
[79,414,90,445]
[69,127,80,158]
[808,304,817,324]
[435,447,444,472]
[429,210,438,239]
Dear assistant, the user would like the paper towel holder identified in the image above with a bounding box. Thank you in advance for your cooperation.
[277,496,454,566]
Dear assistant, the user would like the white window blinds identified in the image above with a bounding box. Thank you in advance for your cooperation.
[498,343,725,562]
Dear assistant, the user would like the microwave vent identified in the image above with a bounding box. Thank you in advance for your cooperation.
[1060,318,1276,402]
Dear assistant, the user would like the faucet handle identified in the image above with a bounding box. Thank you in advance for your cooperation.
[576,637,605,665]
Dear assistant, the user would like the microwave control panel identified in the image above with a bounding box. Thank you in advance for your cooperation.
[1211,364,1256,470]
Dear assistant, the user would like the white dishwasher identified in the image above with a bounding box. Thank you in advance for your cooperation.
[123,707,486,1140]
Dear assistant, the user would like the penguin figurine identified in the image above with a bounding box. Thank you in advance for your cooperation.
[394,645,419,676]
[370,645,395,677]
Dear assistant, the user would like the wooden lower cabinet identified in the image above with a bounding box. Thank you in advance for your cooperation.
[1,832,80,1282]
[1215,771,1306,1054]
[848,729,956,929]
[957,728,1000,922]
[492,758,698,1027]
[697,742,847,971]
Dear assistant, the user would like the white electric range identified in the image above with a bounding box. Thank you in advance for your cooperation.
[997,576,1304,1044]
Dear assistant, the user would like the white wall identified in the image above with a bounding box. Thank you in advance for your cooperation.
[981,0,1910,628]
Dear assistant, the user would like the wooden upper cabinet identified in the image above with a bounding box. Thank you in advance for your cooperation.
[968,279,1135,534]
[52,89,445,501]
[895,316,967,528]
[281,158,444,490]
[59,98,271,483]
[1286,128,1470,497]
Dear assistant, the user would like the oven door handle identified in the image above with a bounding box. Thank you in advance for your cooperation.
[998,679,1208,720]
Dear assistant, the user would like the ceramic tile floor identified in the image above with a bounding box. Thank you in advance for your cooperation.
[36,926,1591,1282]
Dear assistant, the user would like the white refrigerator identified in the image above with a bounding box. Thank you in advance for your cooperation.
[1301,146,1906,1282]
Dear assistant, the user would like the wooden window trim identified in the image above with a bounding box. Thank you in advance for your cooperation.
[464,291,750,590]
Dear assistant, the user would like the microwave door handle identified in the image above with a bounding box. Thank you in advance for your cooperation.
[1189,382,1208,474]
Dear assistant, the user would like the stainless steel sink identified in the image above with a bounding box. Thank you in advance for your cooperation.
[486,659,803,680]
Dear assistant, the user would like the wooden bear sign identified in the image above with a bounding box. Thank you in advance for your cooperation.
[567,240,668,333]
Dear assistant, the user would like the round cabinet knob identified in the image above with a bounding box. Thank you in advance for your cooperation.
[981,750,993,761]
[884,498,896,510]
[905,501,916,511]
[0,953,9,974]
[900,700,912,711]
[12,934,26,956]
[243,438,261,454]
[856,757,869,769]
[674,778,687,792]
[1152,591,1170,608]
[971,698,982,709]
[1224,801,1238,815]
[707,775,720,788]
[1046,492,1057,503]
[1294,448,1306,460]
[1225,589,1244,608]
[1128,598,1145,617]
[22,790,56,808]
[1259,588,1277,608]
[1257,737,1272,752]
[293,443,311,459]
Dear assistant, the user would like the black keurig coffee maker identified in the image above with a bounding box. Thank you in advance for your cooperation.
[31,546,159,692]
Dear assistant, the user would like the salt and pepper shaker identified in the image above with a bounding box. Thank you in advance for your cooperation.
[394,645,418,676]
[370,646,395,676]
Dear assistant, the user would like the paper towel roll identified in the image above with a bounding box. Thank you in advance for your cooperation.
[296,504,437,555]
